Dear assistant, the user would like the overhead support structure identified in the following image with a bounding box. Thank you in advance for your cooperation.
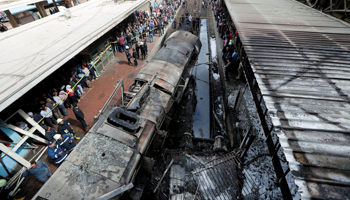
[0,109,47,169]
[35,1,48,18]
[4,10,19,28]
[0,144,30,168]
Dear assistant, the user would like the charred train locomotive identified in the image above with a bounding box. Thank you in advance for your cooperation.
[34,31,201,199]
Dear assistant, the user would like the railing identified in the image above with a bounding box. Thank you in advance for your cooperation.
[95,79,124,121]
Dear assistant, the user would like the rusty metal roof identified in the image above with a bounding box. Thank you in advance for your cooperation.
[225,0,350,199]
[140,87,171,124]
[135,60,182,94]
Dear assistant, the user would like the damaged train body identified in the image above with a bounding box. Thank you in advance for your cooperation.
[34,31,201,200]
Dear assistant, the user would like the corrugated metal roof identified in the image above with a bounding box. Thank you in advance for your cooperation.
[225,0,350,199]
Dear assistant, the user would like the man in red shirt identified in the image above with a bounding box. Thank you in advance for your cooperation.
[118,36,125,52]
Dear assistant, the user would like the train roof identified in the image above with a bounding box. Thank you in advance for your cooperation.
[225,0,350,198]
[135,31,200,94]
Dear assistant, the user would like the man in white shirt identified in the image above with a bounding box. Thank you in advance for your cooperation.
[40,106,56,128]
[53,92,69,116]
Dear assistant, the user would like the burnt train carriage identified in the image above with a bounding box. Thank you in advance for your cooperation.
[34,31,201,200]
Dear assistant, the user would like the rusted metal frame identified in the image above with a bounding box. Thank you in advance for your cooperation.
[240,134,256,162]
[233,87,242,111]
[203,168,224,200]
[239,126,252,149]
[203,160,231,197]
[242,60,293,199]
[219,160,239,198]
[153,159,174,193]
[234,85,248,112]
[272,139,281,160]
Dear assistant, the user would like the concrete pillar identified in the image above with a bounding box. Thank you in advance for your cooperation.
[35,2,48,18]
[4,10,19,28]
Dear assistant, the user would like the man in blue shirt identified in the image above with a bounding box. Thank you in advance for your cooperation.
[54,134,76,152]
[150,21,155,42]
[47,141,68,165]
[225,49,239,78]
[23,161,51,183]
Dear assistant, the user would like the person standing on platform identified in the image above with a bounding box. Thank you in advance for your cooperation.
[133,49,138,67]
[125,46,132,65]
[144,39,148,56]
[72,102,89,133]
[140,42,146,61]
[135,42,140,59]
[57,118,80,139]
[23,161,51,183]
[173,19,177,29]
[118,36,125,52]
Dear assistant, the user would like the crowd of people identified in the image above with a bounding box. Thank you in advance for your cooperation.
[110,0,182,65]
[212,0,243,80]
[7,57,96,177]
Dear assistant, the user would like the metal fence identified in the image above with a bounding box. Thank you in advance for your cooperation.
[94,79,124,121]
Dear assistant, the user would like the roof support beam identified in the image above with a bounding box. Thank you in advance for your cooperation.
[4,10,19,28]
[35,1,48,18]
[0,143,30,168]
[5,124,47,144]
[17,109,45,137]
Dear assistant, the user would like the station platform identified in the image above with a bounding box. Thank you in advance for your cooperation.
[12,22,167,200]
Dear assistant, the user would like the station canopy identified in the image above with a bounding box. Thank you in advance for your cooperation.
[0,0,147,112]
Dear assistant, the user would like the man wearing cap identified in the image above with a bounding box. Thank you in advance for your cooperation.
[27,112,42,123]
[57,118,80,140]
[54,134,76,152]
[40,106,56,128]
[47,141,68,165]
[23,161,51,183]
[72,102,89,133]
